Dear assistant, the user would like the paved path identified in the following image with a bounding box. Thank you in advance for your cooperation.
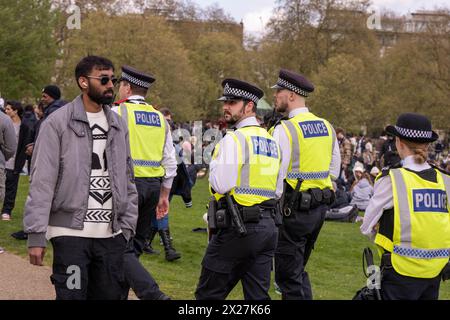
[0,251,55,300]
[0,251,139,300]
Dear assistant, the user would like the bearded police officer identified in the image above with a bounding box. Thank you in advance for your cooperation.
[271,69,341,300]
[195,79,282,300]
[112,66,177,300]
[361,113,450,300]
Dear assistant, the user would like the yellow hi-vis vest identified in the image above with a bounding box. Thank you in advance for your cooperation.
[375,168,450,278]
[279,112,334,191]
[210,126,281,207]
[118,103,166,178]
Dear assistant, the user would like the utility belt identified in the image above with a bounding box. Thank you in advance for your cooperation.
[284,185,335,216]
[207,197,281,232]
[381,252,450,282]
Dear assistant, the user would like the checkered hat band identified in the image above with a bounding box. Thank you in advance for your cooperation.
[277,78,309,97]
[395,126,433,139]
[122,72,151,89]
[224,84,259,104]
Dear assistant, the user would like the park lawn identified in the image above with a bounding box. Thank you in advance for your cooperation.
[2,175,450,300]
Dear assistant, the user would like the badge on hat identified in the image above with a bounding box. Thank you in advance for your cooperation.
[217,79,264,105]
[120,65,155,89]
[271,69,314,97]
[385,113,439,143]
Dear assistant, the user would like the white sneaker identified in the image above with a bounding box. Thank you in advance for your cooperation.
[1,213,11,221]
[0,247,4,254]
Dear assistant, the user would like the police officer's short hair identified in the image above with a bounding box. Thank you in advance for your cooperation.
[121,79,148,97]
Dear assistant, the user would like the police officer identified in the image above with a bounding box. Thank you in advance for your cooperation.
[271,69,341,300]
[361,113,450,300]
[112,65,177,299]
[195,79,282,300]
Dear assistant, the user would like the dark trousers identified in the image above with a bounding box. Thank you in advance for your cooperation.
[381,263,441,300]
[195,214,278,300]
[122,177,165,300]
[275,204,328,300]
[50,236,127,300]
[2,169,20,215]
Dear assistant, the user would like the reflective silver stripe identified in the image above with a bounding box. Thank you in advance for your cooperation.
[133,160,161,167]
[120,104,128,125]
[393,246,450,259]
[391,169,412,248]
[331,125,336,153]
[287,171,329,180]
[283,121,300,173]
[234,131,250,188]
[441,172,450,210]
[234,187,277,199]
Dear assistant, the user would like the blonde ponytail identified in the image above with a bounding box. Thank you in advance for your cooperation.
[402,140,429,164]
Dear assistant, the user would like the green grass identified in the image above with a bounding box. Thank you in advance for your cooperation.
[2,175,450,300]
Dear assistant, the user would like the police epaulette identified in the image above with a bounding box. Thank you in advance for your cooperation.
[379,161,403,178]
[429,162,450,176]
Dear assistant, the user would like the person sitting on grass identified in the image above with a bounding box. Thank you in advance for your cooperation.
[350,162,374,213]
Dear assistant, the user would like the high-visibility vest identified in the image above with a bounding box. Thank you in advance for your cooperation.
[278,112,334,191]
[118,103,166,178]
[375,168,450,278]
[210,126,281,207]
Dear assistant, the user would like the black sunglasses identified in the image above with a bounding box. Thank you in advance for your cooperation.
[87,75,118,86]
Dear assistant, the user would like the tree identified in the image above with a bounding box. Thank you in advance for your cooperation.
[190,32,250,118]
[310,53,379,132]
[0,0,58,100]
[57,11,199,120]
[261,0,376,75]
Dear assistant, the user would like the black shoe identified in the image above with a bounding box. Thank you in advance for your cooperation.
[159,229,181,262]
[11,230,27,240]
[165,249,181,262]
[143,241,160,255]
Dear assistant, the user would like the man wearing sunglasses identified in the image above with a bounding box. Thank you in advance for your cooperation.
[112,65,177,300]
[24,55,138,300]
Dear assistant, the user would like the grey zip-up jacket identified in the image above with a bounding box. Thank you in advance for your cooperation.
[24,95,138,248]
[0,111,17,168]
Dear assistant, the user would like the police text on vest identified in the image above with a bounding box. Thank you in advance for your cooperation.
[251,136,279,158]
[134,111,161,127]
[299,120,329,138]
[413,189,448,213]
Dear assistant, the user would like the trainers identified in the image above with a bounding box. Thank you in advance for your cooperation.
[185,201,193,208]
[0,247,4,254]
[1,213,11,221]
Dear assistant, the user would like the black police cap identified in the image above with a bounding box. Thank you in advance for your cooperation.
[217,78,264,105]
[385,113,439,143]
[119,65,155,89]
[271,69,314,97]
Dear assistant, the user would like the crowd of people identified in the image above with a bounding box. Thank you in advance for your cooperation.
[333,128,449,215]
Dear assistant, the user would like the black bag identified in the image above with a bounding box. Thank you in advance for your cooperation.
[352,248,382,300]
[325,205,359,223]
